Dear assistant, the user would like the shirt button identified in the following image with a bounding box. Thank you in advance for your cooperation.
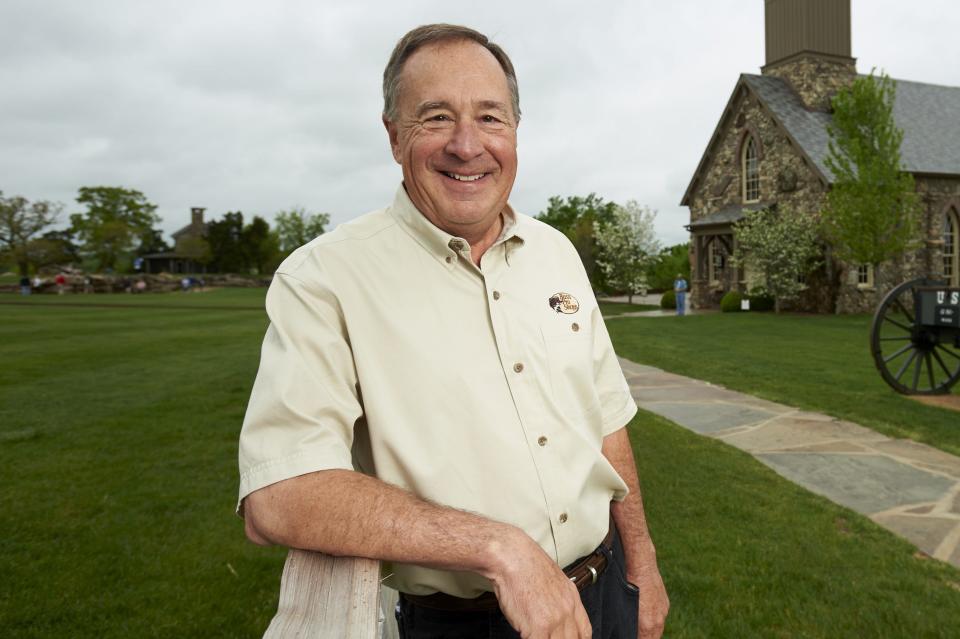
[571,322,580,332]
[559,513,568,524]
[493,291,501,300]
[513,362,524,373]
[445,256,453,264]
[537,436,548,447]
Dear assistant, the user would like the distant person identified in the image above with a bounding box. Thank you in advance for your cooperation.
[181,276,191,293]
[83,276,93,294]
[136,279,147,294]
[32,275,42,291]
[55,273,67,295]
[674,273,688,316]
[19,275,31,296]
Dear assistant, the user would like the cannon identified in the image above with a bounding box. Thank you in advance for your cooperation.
[870,278,960,394]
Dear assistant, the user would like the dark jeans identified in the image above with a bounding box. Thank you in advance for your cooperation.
[396,523,639,639]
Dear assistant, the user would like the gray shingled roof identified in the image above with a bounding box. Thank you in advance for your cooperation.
[894,78,960,175]
[687,202,770,229]
[743,74,960,182]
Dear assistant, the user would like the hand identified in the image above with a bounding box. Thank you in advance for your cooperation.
[489,531,592,638]
[630,566,669,639]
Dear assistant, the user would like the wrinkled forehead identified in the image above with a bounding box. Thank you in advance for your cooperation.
[397,40,511,108]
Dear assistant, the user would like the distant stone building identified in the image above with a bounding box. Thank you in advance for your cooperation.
[142,207,210,274]
[682,0,960,312]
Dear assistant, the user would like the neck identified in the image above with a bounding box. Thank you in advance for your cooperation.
[463,214,504,266]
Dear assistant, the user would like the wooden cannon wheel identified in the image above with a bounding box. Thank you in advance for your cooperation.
[870,278,960,395]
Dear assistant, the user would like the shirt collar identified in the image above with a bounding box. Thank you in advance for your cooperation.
[388,184,525,268]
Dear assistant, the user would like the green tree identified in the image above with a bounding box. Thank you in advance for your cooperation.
[24,230,79,271]
[241,216,280,275]
[593,201,661,303]
[69,187,161,271]
[646,243,690,292]
[732,206,821,313]
[177,235,212,269]
[0,191,62,276]
[822,71,922,281]
[274,207,330,254]
[136,229,170,256]
[536,194,617,291]
[207,212,246,273]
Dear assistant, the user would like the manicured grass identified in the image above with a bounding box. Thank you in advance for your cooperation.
[0,287,267,309]
[1,293,283,638]
[3,292,959,637]
[630,411,960,637]
[598,300,659,316]
[608,313,960,457]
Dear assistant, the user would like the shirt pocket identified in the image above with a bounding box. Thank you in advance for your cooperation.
[540,318,600,419]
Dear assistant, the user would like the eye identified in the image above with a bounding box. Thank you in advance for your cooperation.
[428,114,451,122]
[481,115,501,124]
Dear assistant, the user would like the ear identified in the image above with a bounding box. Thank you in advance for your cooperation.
[382,115,402,164]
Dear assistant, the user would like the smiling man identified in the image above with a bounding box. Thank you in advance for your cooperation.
[238,24,668,639]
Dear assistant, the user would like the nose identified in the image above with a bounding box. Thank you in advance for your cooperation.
[444,119,483,161]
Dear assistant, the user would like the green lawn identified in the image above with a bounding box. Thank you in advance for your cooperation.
[1,287,266,309]
[598,300,659,316]
[2,291,959,637]
[608,313,960,457]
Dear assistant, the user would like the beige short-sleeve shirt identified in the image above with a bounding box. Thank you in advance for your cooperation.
[238,185,637,598]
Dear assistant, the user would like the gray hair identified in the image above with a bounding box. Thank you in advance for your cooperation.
[382,24,521,123]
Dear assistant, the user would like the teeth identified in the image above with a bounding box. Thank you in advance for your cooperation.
[445,172,484,182]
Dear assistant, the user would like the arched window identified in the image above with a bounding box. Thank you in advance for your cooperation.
[945,207,959,287]
[742,136,760,203]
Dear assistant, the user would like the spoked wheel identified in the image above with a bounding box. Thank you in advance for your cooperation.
[870,278,960,395]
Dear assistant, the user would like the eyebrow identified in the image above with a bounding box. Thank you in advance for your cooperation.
[414,100,511,119]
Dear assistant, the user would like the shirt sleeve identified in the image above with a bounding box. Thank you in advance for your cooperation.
[590,304,638,436]
[237,269,363,513]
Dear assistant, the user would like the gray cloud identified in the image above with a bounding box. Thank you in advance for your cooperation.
[2,0,958,247]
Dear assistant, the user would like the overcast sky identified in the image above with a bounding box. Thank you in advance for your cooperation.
[2,0,958,246]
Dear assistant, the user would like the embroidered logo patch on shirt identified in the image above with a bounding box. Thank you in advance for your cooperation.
[548,292,580,314]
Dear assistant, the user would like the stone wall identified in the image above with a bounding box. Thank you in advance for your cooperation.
[687,84,829,310]
[833,177,960,314]
[763,54,856,112]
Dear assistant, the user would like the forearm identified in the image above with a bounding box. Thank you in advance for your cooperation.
[602,426,658,579]
[243,469,528,581]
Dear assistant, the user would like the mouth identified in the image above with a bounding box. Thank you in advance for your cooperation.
[442,171,488,182]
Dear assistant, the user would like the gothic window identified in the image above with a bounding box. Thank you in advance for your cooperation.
[742,136,760,203]
[945,207,959,287]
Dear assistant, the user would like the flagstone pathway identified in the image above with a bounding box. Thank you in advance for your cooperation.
[619,357,960,568]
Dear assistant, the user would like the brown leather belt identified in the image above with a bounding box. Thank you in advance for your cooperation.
[402,522,615,613]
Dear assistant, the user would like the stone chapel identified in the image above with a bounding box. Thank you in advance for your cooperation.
[681,0,960,312]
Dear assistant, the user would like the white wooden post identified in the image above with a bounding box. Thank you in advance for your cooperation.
[263,550,386,638]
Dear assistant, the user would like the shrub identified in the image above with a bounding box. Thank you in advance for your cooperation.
[748,290,775,312]
[660,290,676,309]
[720,290,743,313]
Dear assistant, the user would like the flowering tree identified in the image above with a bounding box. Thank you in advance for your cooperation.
[594,200,661,303]
[732,206,821,313]
[274,207,331,255]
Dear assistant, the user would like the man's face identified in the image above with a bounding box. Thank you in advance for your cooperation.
[384,39,518,238]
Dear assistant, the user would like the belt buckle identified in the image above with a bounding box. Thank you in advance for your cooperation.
[569,565,599,585]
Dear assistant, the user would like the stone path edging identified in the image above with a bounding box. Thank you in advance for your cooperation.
[619,357,960,568]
